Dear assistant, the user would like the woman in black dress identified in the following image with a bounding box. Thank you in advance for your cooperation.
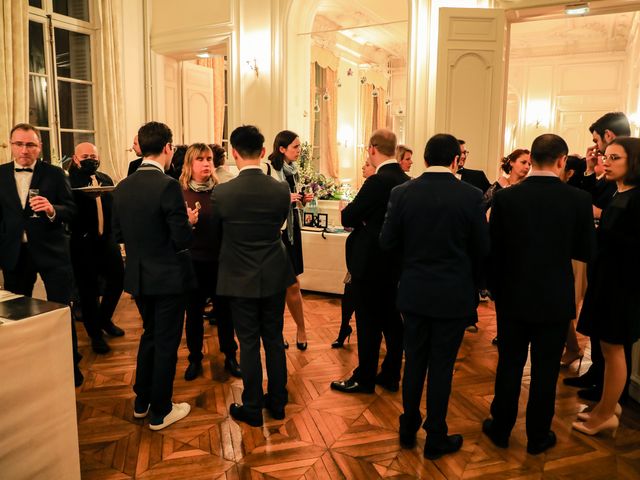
[482,148,531,214]
[573,137,640,437]
[267,131,314,349]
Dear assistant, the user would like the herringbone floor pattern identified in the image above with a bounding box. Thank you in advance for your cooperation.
[75,293,640,479]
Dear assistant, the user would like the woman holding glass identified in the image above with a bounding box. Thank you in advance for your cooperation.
[180,143,240,380]
[573,137,640,437]
[266,130,314,350]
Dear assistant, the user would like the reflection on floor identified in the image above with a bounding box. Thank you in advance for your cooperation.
[75,293,640,479]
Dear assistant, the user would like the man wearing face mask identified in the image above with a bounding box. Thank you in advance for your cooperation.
[69,143,125,354]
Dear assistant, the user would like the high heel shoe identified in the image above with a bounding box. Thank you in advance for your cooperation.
[560,350,584,373]
[332,325,353,349]
[283,339,289,349]
[296,334,307,351]
[572,415,619,438]
[577,403,622,421]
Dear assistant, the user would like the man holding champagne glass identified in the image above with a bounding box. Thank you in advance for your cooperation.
[0,123,82,386]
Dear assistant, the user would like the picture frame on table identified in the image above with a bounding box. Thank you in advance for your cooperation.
[316,213,328,229]
[303,213,316,227]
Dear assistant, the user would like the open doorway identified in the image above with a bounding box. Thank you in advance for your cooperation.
[505,11,640,157]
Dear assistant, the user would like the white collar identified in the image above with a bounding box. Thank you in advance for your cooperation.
[13,160,37,170]
[528,170,558,178]
[375,159,398,173]
[425,166,454,174]
[140,159,164,171]
[239,165,263,172]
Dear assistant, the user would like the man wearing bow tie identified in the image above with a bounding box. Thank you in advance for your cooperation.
[0,123,82,385]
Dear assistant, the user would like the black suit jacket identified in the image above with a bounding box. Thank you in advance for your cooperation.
[380,172,489,318]
[0,161,76,271]
[578,173,617,210]
[112,164,196,295]
[69,168,115,240]
[342,162,410,280]
[459,167,491,193]
[211,168,294,298]
[489,175,595,323]
[127,158,143,177]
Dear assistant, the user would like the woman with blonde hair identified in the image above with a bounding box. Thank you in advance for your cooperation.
[180,143,240,380]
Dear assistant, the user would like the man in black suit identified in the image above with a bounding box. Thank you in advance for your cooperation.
[112,121,197,430]
[126,135,143,176]
[211,125,293,427]
[381,133,489,459]
[0,123,82,385]
[565,112,631,402]
[457,139,490,193]
[331,129,409,394]
[69,142,124,354]
[483,134,595,455]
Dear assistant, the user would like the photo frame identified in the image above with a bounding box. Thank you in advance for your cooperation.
[303,213,316,227]
[316,213,328,229]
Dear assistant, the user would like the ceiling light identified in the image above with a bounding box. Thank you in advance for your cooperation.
[196,52,211,59]
[565,3,589,15]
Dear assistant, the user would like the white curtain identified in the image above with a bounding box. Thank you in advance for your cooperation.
[0,0,28,164]
[95,0,126,180]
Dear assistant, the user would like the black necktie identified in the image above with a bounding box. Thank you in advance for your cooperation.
[15,168,33,173]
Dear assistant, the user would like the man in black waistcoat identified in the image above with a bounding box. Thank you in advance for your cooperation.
[69,142,124,355]
[484,134,595,455]
[330,129,410,394]
[112,121,197,430]
[0,123,82,386]
[211,125,294,427]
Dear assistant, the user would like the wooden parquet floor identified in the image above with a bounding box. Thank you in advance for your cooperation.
[75,293,640,479]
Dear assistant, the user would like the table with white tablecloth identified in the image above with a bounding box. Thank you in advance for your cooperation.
[298,229,349,294]
[0,295,81,480]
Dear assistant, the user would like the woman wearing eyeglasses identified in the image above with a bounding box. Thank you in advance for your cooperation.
[573,137,640,437]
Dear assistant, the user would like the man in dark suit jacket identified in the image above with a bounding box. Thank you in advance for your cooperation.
[380,133,489,460]
[565,112,631,402]
[457,139,490,193]
[483,134,595,455]
[126,135,143,176]
[331,129,410,394]
[211,125,294,427]
[112,121,197,430]
[0,123,82,385]
[69,142,124,355]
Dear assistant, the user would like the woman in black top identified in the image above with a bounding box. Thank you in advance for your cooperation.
[573,137,640,437]
[483,148,531,213]
[267,130,314,349]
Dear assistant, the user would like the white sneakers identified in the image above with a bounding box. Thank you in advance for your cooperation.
[149,402,191,430]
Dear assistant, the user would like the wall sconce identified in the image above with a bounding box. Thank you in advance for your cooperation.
[323,92,330,101]
[313,101,320,113]
[360,76,367,84]
[385,99,392,107]
[246,58,259,77]
[526,100,551,129]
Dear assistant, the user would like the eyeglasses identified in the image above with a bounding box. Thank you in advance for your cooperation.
[368,143,377,149]
[602,154,626,162]
[461,150,469,156]
[11,141,40,149]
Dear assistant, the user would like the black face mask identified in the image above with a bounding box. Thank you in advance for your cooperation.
[79,159,99,175]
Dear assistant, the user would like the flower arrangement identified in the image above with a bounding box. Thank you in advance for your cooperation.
[298,141,352,200]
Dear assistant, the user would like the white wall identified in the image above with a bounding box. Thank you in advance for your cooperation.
[625,12,640,136]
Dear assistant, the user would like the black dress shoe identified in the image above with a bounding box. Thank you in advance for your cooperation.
[399,431,417,449]
[527,431,556,455]
[399,413,421,449]
[224,356,242,378]
[102,321,125,337]
[563,372,597,388]
[74,365,84,387]
[330,377,374,394]
[91,336,111,354]
[375,376,400,392]
[230,403,263,427]
[263,395,285,420]
[577,386,602,402]
[482,418,509,448]
[184,362,202,381]
[283,340,289,349]
[424,434,463,460]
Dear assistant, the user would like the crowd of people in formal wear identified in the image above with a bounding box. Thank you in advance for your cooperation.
[0,110,638,455]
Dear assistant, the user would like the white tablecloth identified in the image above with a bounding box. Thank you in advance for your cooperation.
[299,230,349,294]
[0,305,81,480]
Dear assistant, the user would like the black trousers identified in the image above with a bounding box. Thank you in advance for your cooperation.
[351,278,404,388]
[229,291,287,417]
[185,260,237,363]
[70,236,123,340]
[339,281,355,331]
[3,243,80,365]
[134,293,186,419]
[400,314,467,440]
[491,318,568,444]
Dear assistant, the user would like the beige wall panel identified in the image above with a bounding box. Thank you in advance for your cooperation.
[182,62,214,144]
[558,62,622,94]
[151,0,231,37]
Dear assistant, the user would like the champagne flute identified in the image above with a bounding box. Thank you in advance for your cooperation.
[28,189,40,218]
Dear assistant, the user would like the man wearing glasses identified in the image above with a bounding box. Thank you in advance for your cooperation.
[456,139,490,193]
[0,122,82,386]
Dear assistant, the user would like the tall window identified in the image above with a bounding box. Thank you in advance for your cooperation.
[28,1,95,165]
[311,62,325,171]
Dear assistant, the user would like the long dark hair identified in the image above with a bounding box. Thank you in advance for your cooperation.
[268,130,298,171]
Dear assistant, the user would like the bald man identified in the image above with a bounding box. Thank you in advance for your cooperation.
[69,142,125,354]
